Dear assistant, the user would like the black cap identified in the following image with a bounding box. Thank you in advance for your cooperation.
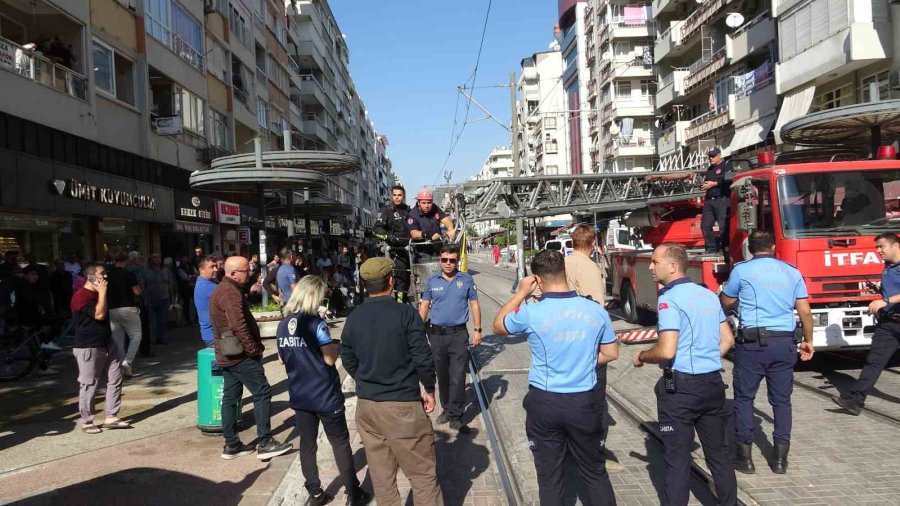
[707,147,722,157]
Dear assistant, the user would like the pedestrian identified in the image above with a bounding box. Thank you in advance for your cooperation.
[633,243,736,506]
[418,244,481,433]
[210,256,292,460]
[191,246,205,270]
[107,252,143,377]
[315,252,332,272]
[0,250,18,280]
[340,257,443,505]
[493,250,619,505]
[566,224,608,305]
[263,253,282,304]
[49,258,73,316]
[700,147,731,253]
[144,253,174,345]
[176,255,197,325]
[194,256,218,347]
[126,252,154,358]
[374,185,414,302]
[276,248,299,315]
[492,244,500,266]
[721,231,814,474]
[835,232,900,416]
[277,276,373,506]
[71,263,130,433]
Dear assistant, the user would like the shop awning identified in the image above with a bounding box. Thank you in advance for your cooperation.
[774,84,815,144]
[726,114,775,155]
[780,99,900,147]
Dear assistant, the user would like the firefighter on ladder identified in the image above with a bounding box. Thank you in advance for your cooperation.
[374,185,413,302]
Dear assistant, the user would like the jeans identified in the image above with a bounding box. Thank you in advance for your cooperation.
[148,299,169,344]
[222,357,272,447]
[295,408,360,494]
[110,306,142,364]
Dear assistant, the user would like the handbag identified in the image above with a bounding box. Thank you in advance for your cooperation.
[217,329,245,357]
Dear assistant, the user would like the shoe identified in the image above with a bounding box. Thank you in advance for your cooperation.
[449,418,471,434]
[40,341,63,351]
[346,488,373,506]
[122,361,133,378]
[221,442,255,460]
[735,442,756,474]
[436,411,451,424]
[605,459,624,472]
[308,488,334,506]
[833,396,862,416]
[772,442,790,474]
[257,438,292,460]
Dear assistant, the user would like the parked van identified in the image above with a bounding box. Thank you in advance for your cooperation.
[543,236,574,256]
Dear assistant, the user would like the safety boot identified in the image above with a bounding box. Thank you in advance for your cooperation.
[772,442,790,474]
[735,442,756,474]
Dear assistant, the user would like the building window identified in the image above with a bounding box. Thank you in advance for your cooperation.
[545,165,559,175]
[257,98,269,128]
[860,71,890,103]
[269,107,284,133]
[544,117,557,129]
[779,0,849,61]
[814,84,850,111]
[92,41,114,94]
[144,0,171,45]
[616,81,632,99]
[144,0,203,71]
[230,3,251,47]
[267,55,289,92]
[92,40,135,105]
[210,109,230,150]
[621,158,635,171]
[640,79,655,98]
[175,85,205,136]
[546,140,559,154]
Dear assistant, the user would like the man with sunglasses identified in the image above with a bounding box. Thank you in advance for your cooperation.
[374,185,414,302]
[418,244,481,433]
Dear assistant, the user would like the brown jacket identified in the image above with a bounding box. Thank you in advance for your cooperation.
[209,277,264,367]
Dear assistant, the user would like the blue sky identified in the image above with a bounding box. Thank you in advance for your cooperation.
[329,0,559,195]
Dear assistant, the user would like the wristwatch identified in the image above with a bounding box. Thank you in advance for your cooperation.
[473,327,483,332]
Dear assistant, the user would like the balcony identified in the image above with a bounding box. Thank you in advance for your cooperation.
[655,21,685,62]
[0,36,87,102]
[612,137,657,157]
[683,49,727,94]
[680,0,726,43]
[611,96,656,118]
[609,19,655,39]
[656,69,690,107]
[685,109,731,142]
[654,0,680,16]
[657,121,691,156]
[302,114,336,149]
[727,13,774,64]
[732,64,776,126]
[294,74,335,111]
[611,57,654,79]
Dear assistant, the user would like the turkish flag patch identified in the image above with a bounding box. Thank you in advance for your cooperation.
[659,303,669,310]
[514,307,520,314]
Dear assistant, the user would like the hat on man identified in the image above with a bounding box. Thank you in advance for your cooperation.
[359,257,394,281]
[707,147,722,157]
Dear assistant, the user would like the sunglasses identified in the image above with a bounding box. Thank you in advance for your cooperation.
[440,258,458,264]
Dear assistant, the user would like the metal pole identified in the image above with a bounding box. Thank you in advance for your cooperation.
[510,72,526,283]
[258,182,268,307]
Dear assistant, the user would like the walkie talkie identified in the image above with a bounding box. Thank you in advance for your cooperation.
[663,367,677,393]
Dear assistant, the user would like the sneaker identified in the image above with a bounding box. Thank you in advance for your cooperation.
[449,418,471,434]
[436,411,451,424]
[40,341,64,351]
[308,488,334,506]
[257,438,293,460]
[122,361,134,378]
[833,396,862,416]
[346,488,373,506]
[221,442,255,460]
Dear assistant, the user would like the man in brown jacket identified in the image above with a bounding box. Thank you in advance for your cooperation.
[210,256,292,461]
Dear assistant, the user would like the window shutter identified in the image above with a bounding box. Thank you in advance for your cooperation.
[780,16,797,60]
[795,6,812,53]
[810,0,828,44]
[827,0,848,35]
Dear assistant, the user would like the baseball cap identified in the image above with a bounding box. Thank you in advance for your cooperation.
[359,257,394,281]
[707,147,722,157]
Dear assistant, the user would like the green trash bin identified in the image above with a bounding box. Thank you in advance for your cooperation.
[197,347,241,433]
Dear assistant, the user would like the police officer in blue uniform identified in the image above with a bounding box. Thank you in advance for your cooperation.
[418,244,481,433]
[494,250,619,505]
[721,231,814,475]
[634,242,736,506]
[835,232,900,416]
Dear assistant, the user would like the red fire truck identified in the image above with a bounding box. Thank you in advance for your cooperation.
[610,149,900,349]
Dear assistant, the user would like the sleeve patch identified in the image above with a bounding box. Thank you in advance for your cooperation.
[407,218,414,224]
[659,302,669,310]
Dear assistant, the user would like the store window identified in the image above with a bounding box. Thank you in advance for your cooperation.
[97,219,144,258]
[0,214,87,264]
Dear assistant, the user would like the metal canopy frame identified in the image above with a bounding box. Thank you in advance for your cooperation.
[780,100,900,147]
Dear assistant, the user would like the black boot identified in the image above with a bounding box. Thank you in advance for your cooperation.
[735,442,756,474]
[772,442,790,474]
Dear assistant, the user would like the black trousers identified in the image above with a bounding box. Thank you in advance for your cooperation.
[701,197,730,251]
[138,303,152,356]
[849,321,900,405]
[656,372,737,506]
[295,408,360,494]
[390,250,410,297]
[524,386,616,506]
[430,327,469,418]
[222,357,272,447]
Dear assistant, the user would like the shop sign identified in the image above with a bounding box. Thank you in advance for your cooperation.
[174,193,214,223]
[330,222,342,235]
[175,221,213,234]
[0,39,15,69]
[237,226,252,244]
[52,179,157,210]
[309,221,320,236]
[241,206,263,228]
[216,201,241,225]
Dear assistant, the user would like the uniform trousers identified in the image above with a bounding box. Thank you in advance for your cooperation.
[390,250,411,298]
[294,407,360,495]
[356,399,443,506]
[524,385,616,506]
[733,337,797,444]
[701,197,730,251]
[656,371,736,506]
[848,321,900,405]
[430,327,469,419]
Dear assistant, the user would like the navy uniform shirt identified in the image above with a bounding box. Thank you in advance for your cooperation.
[423,271,477,326]
[276,313,343,413]
[704,160,730,199]
[882,261,900,313]
[722,254,807,331]
[657,277,726,374]
[504,292,617,393]
[407,204,446,238]
[374,203,412,243]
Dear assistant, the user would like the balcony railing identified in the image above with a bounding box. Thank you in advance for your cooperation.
[732,12,770,37]
[172,34,204,72]
[680,0,725,42]
[683,48,726,91]
[657,24,675,42]
[734,63,775,99]
[1,37,87,101]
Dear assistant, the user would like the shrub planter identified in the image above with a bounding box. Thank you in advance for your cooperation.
[252,311,282,338]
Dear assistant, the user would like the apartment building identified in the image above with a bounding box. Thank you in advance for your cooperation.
[585,0,657,173]
[0,0,390,262]
[558,0,592,174]
[517,49,570,177]
[470,146,513,237]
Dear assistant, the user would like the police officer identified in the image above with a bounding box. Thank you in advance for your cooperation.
[721,231,814,475]
[407,189,456,250]
[418,244,481,434]
[494,250,619,505]
[374,185,413,302]
[835,232,900,416]
[701,147,731,254]
[633,242,736,506]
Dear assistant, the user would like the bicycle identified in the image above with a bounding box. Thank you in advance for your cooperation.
[0,324,58,382]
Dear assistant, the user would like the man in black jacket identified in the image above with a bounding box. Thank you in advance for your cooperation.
[340,257,443,506]
[373,185,413,302]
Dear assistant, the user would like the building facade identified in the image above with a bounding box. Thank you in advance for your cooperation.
[518,49,571,178]
[558,0,592,174]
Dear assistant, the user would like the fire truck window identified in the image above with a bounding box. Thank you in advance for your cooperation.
[754,181,773,231]
[617,230,630,245]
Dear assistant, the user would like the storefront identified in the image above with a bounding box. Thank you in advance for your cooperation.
[0,155,174,262]
[214,200,241,256]
[164,191,216,259]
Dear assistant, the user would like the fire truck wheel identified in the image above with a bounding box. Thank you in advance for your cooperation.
[621,283,639,324]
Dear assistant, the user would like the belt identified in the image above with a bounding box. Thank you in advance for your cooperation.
[428,324,466,334]
[671,370,721,380]
[878,312,900,323]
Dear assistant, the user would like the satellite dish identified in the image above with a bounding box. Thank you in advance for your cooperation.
[609,123,621,135]
[496,201,513,219]
[725,13,745,28]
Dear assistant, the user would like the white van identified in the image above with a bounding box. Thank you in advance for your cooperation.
[544,236,574,256]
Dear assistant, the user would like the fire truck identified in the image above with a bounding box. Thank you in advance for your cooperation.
[610,148,900,349]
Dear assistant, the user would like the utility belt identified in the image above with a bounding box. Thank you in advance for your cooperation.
[428,323,467,335]
[876,311,900,324]
[736,326,801,346]
[661,368,720,393]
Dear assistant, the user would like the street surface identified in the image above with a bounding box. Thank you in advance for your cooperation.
[2,260,900,505]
